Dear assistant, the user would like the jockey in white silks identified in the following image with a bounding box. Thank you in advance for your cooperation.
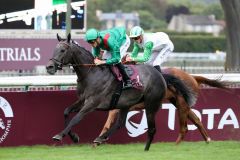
[125,26,174,72]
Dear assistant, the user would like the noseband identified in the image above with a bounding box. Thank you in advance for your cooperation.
[49,58,64,69]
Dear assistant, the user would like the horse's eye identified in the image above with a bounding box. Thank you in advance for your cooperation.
[61,49,65,52]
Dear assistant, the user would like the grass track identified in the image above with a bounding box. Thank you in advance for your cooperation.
[0,141,240,160]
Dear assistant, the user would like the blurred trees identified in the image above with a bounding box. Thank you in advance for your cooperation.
[220,0,240,70]
[87,0,224,31]
[167,0,223,20]
[87,0,167,30]
[165,5,190,23]
[202,3,224,20]
[86,0,101,29]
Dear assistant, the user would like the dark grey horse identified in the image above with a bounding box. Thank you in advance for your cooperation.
[46,33,195,151]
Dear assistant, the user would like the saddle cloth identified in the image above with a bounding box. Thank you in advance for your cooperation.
[111,65,143,90]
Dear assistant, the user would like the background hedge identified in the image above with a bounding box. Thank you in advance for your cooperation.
[128,34,227,53]
[170,35,227,52]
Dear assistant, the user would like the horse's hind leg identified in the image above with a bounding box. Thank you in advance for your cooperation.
[188,110,211,143]
[144,94,162,151]
[172,95,190,145]
[93,109,120,145]
[94,109,128,145]
[98,109,120,136]
[144,105,158,151]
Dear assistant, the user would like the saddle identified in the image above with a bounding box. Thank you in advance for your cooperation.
[111,65,143,90]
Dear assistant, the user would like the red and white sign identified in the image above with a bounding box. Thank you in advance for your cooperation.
[0,39,90,70]
[0,88,239,146]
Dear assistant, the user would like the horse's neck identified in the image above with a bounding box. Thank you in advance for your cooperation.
[71,46,114,83]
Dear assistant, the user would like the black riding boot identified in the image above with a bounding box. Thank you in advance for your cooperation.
[116,63,133,89]
[154,65,162,73]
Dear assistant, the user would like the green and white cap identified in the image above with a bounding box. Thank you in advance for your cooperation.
[129,26,144,38]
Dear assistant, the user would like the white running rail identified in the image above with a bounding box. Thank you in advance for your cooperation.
[0,73,239,87]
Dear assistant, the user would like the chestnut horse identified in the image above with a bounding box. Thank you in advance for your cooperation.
[93,67,228,145]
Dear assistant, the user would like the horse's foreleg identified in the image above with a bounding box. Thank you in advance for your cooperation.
[188,110,211,143]
[94,109,128,145]
[53,105,94,142]
[63,99,84,143]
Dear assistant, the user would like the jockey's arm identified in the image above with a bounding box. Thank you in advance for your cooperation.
[92,47,101,58]
[130,43,140,58]
[132,41,153,63]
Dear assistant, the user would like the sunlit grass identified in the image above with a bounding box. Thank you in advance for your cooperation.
[0,141,239,160]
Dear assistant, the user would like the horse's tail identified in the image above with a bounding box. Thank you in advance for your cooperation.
[193,75,229,89]
[162,74,197,107]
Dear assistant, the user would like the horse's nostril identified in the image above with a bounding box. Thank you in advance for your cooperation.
[46,65,54,70]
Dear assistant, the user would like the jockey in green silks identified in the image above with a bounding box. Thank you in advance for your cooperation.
[85,27,132,88]
[125,26,174,72]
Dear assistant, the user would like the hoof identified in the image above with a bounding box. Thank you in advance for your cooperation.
[206,137,211,144]
[93,137,108,145]
[144,147,150,151]
[69,133,80,143]
[92,143,100,148]
[175,140,181,145]
[175,135,183,145]
[52,134,63,141]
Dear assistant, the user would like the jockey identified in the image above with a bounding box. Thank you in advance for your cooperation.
[125,26,174,72]
[85,27,133,88]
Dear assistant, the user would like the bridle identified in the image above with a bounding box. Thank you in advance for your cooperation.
[50,41,99,81]
[51,41,97,68]
[50,57,64,69]
[49,41,71,69]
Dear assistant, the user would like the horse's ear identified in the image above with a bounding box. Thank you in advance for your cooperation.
[57,33,62,41]
[67,33,71,43]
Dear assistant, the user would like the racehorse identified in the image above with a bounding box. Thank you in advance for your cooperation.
[46,33,196,151]
[93,68,229,145]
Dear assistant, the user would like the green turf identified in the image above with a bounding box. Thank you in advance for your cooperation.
[0,141,239,160]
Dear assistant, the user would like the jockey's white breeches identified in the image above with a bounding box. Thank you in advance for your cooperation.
[145,44,174,66]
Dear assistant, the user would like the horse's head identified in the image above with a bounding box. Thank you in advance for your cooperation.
[46,33,73,75]
[0,118,5,130]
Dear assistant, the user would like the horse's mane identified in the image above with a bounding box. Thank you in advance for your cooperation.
[71,40,95,61]
[70,40,108,71]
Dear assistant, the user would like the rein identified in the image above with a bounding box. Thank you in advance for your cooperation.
[56,41,97,67]
[50,58,97,68]
[71,63,97,67]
